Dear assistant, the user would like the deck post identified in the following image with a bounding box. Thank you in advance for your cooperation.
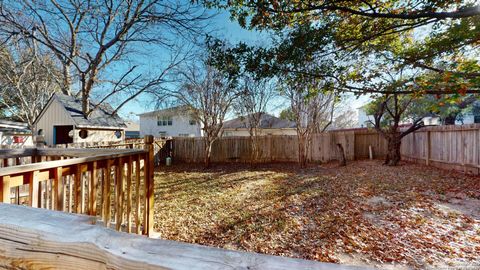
[143,135,155,236]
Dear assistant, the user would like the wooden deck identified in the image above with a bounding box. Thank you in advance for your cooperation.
[0,204,371,270]
[0,136,156,236]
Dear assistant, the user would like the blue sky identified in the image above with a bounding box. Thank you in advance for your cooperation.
[118,11,368,121]
[118,11,268,120]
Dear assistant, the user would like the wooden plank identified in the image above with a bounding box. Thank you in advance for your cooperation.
[0,149,146,177]
[1,176,10,203]
[135,155,141,235]
[126,156,133,233]
[74,165,82,214]
[0,204,361,270]
[54,167,63,211]
[115,158,124,231]
[89,162,98,216]
[144,136,155,236]
[103,160,113,228]
[28,171,39,208]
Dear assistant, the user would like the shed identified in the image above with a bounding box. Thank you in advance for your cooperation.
[34,93,126,145]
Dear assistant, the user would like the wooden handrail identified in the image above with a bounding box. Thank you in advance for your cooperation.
[0,135,156,236]
[0,149,146,176]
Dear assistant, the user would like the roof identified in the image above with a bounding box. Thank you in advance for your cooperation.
[125,121,139,131]
[35,93,126,129]
[137,105,191,117]
[223,113,296,129]
[0,120,29,130]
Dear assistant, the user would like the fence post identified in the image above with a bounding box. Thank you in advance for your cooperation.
[144,135,155,236]
[426,130,431,166]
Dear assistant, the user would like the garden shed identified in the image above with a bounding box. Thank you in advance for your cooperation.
[34,93,126,146]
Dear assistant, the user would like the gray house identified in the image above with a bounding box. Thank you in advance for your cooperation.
[34,93,126,145]
[222,113,297,136]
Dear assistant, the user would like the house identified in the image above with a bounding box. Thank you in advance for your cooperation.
[357,105,480,127]
[357,106,374,128]
[125,121,140,139]
[222,113,297,136]
[34,93,127,145]
[138,105,202,138]
[0,120,33,147]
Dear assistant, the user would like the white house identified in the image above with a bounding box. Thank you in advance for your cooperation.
[34,93,126,145]
[222,113,297,137]
[138,106,202,137]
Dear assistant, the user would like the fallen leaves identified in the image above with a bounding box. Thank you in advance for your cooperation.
[153,161,480,269]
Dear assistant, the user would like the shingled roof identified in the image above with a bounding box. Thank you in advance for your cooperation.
[223,113,296,129]
[36,93,126,129]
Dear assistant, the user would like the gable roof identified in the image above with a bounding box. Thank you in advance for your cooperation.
[35,93,126,129]
[223,113,296,129]
[137,105,191,117]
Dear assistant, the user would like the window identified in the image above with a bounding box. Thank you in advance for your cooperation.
[475,115,480,124]
[178,133,190,137]
[189,119,196,125]
[157,116,173,126]
[159,131,167,137]
[223,131,233,137]
[79,129,88,139]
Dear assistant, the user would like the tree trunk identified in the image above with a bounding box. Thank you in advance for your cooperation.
[298,136,307,168]
[336,143,346,166]
[384,135,402,166]
[204,139,212,168]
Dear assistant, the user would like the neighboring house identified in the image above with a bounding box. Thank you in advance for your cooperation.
[34,93,126,146]
[222,113,297,137]
[138,105,202,138]
[0,120,33,147]
[357,106,374,128]
[125,121,140,139]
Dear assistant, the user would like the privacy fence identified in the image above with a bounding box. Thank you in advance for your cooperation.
[171,124,480,175]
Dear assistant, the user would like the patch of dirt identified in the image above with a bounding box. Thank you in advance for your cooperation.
[153,160,480,269]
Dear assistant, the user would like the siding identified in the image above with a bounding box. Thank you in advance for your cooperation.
[35,99,74,145]
[140,114,202,137]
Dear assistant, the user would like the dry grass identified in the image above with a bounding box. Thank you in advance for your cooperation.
[153,160,480,269]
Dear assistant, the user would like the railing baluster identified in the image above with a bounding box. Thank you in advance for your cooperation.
[89,161,98,216]
[126,156,132,233]
[74,165,82,213]
[115,158,124,231]
[68,175,73,213]
[29,171,39,208]
[104,160,112,228]
[1,175,10,203]
[135,154,141,234]
[54,167,63,211]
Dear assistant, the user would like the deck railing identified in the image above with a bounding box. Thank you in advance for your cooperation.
[0,135,155,236]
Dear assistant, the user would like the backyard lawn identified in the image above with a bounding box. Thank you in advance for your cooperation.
[153,160,480,269]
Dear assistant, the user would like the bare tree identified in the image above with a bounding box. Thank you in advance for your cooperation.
[234,76,276,163]
[172,61,238,167]
[333,108,358,129]
[0,0,212,116]
[283,79,336,167]
[0,38,60,131]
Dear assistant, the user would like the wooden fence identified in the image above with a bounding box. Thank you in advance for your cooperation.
[173,132,355,163]
[172,125,480,174]
[401,124,480,174]
[0,136,156,236]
